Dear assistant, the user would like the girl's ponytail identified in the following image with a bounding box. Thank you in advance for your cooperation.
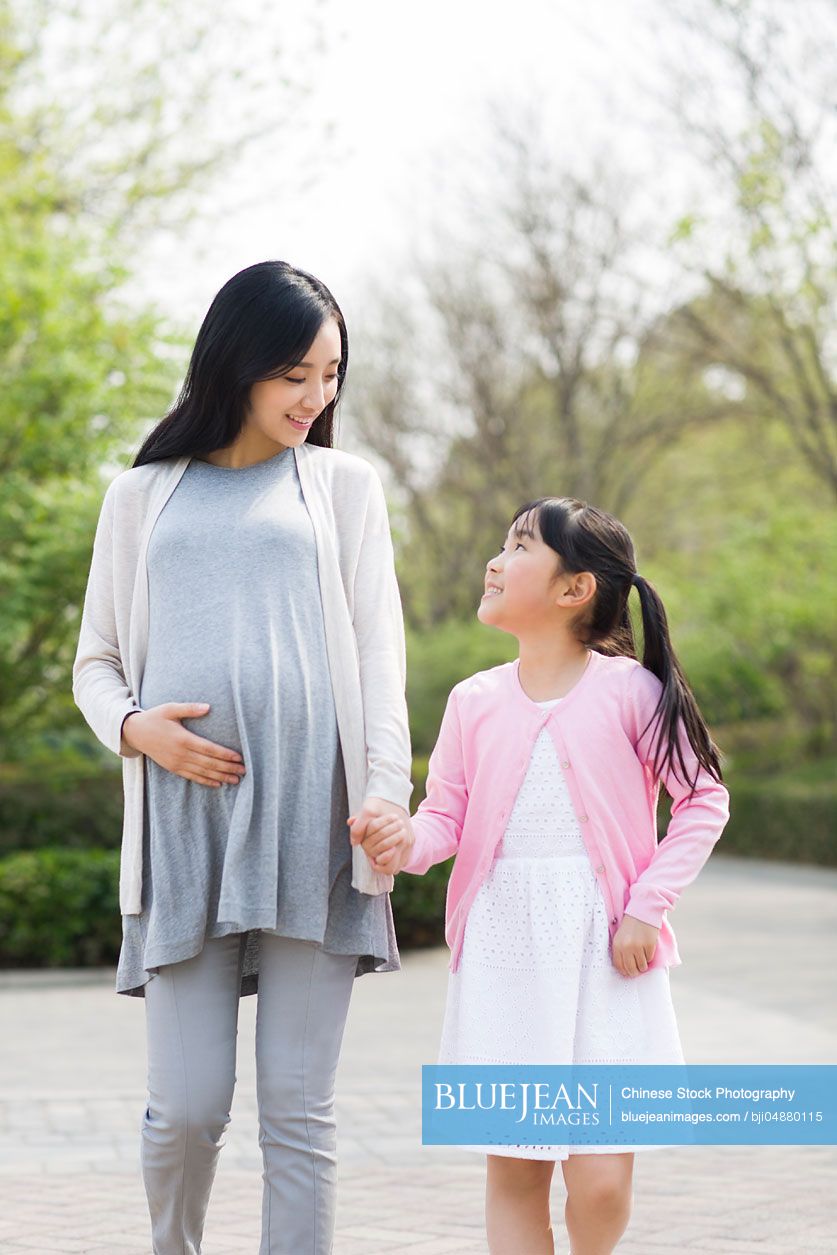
[630,572,724,797]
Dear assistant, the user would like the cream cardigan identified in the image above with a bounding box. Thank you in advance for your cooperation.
[72,441,413,914]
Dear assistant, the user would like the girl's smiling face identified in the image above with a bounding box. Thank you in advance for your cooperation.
[478,509,596,632]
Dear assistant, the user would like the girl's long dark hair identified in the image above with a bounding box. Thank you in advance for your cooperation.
[512,497,724,798]
[132,260,348,466]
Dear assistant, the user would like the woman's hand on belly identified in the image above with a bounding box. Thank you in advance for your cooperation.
[121,702,248,788]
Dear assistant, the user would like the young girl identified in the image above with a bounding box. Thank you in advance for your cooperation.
[349,495,731,1255]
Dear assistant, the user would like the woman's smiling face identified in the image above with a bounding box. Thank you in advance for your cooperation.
[247,315,342,445]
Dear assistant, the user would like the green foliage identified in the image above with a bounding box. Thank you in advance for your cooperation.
[666,508,835,749]
[0,757,123,856]
[0,7,190,758]
[391,860,451,948]
[718,761,836,867]
[0,847,122,965]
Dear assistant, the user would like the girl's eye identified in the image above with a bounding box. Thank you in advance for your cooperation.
[285,374,339,385]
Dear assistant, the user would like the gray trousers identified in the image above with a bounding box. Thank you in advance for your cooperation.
[140,931,359,1254]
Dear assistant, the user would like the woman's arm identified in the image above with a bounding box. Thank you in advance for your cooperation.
[71,481,143,758]
[621,663,731,928]
[350,466,414,812]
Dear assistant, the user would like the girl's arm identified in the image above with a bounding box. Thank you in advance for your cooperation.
[72,481,143,759]
[400,685,467,875]
[621,663,731,929]
[351,466,414,813]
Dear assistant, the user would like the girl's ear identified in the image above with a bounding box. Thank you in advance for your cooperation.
[558,571,597,606]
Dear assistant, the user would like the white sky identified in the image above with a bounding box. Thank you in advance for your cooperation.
[125,0,693,333]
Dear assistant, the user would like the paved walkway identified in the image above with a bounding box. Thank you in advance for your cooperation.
[0,854,835,1253]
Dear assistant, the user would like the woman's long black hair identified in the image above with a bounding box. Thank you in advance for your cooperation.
[511,497,724,798]
[132,260,347,467]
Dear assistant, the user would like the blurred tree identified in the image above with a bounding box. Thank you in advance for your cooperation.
[3,0,333,245]
[344,1,835,776]
[658,0,837,497]
[349,124,740,626]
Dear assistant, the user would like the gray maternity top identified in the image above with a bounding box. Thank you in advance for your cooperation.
[115,445,400,998]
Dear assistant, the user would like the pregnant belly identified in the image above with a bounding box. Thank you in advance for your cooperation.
[140,669,242,752]
[139,652,318,758]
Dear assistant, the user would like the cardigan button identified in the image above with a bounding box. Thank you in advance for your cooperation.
[579,814,588,822]
[611,917,617,924]
[596,864,604,873]
[561,760,570,768]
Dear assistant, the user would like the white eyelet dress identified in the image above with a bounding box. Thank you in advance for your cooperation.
[436,695,686,1159]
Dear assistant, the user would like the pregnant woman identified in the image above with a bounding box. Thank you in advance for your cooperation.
[71,259,413,1254]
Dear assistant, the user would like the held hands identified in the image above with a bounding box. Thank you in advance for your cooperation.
[347,797,415,875]
[612,913,660,978]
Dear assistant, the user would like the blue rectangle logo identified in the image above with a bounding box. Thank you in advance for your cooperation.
[421,1065,837,1146]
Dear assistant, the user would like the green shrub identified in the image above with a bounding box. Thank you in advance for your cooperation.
[0,759,123,856]
[716,762,836,867]
[405,622,515,756]
[391,858,452,948]
[0,847,122,966]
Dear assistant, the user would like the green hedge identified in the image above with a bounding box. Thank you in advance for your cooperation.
[714,761,836,867]
[0,847,122,966]
[391,859,451,948]
[0,760,123,856]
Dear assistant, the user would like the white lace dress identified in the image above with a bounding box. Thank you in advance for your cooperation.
[436,695,686,1159]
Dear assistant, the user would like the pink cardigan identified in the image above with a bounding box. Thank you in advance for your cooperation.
[401,649,730,974]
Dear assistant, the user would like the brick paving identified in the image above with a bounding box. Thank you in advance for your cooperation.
[1,853,835,1253]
